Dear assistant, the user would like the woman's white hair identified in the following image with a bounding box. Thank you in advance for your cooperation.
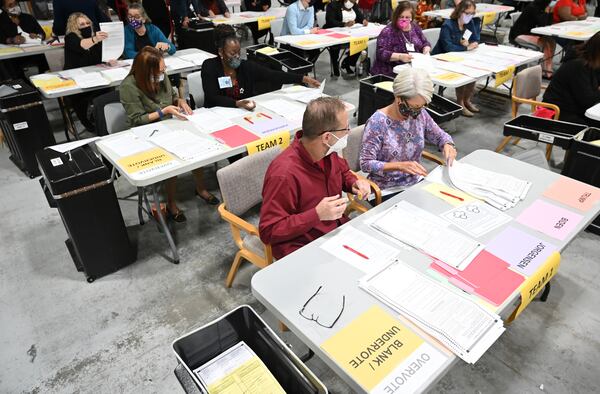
[392,67,434,104]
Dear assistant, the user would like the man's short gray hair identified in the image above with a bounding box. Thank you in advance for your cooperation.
[392,67,434,104]
[302,97,346,139]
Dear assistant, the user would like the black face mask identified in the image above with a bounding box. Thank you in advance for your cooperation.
[398,100,423,119]
[80,26,93,38]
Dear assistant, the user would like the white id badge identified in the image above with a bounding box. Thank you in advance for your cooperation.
[218,76,233,89]
[462,29,472,41]
[405,42,415,52]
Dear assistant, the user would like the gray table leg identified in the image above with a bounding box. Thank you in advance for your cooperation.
[151,183,180,264]
[137,187,145,225]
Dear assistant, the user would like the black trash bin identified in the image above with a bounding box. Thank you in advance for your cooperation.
[562,127,600,235]
[172,305,327,394]
[247,45,314,94]
[177,21,216,54]
[36,145,135,282]
[0,80,55,178]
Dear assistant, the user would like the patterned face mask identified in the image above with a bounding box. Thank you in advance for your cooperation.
[398,99,423,119]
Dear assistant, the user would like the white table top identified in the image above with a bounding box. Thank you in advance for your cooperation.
[28,48,213,99]
[0,42,63,61]
[585,102,600,121]
[251,149,600,393]
[423,3,514,19]
[275,24,385,50]
[531,17,600,41]
[205,7,287,25]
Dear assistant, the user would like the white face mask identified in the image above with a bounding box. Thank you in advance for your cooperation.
[154,73,165,83]
[344,1,353,8]
[325,133,348,156]
[8,5,21,15]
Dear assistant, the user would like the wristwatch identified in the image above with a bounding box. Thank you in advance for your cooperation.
[157,108,164,119]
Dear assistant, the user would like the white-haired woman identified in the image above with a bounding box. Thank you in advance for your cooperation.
[360,68,456,200]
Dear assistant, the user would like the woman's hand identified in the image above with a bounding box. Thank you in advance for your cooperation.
[236,99,256,110]
[162,105,188,120]
[422,46,431,55]
[95,31,109,42]
[224,12,231,18]
[262,4,269,10]
[363,19,369,26]
[208,10,216,17]
[460,38,469,47]
[156,42,170,51]
[442,143,457,166]
[395,161,428,176]
[345,20,355,27]
[302,76,321,88]
[177,99,193,115]
[107,59,118,67]
[467,42,478,50]
[392,53,413,63]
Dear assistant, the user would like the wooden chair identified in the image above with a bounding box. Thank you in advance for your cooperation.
[495,65,560,160]
[216,148,281,287]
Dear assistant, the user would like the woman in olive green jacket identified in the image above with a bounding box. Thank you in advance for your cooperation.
[120,46,220,223]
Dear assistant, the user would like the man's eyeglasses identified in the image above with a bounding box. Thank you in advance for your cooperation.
[299,285,346,329]
[319,124,351,135]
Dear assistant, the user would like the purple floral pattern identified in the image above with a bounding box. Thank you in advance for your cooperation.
[371,23,431,77]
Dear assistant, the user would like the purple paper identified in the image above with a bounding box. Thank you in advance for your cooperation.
[485,226,558,276]
[516,200,583,241]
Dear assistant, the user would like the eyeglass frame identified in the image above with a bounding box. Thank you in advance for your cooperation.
[298,285,346,329]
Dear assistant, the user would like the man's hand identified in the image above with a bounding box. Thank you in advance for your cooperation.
[262,4,269,10]
[302,75,320,87]
[352,179,371,200]
[315,195,348,221]
[309,27,320,34]
[208,10,216,17]
[460,38,469,47]
[224,12,231,18]
[363,19,369,26]
[396,161,428,176]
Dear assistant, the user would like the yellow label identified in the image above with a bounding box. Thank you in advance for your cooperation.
[508,251,561,322]
[350,36,369,56]
[494,64,515,87]
[117,147,175,174]
[246,130,290,155]
[434,53,464,62]
[435,72,463,81]
[320,306,425,391]
[258,15,276,30]
[422,182,476,206]
[482,12,497,25]
[0,46,23,55]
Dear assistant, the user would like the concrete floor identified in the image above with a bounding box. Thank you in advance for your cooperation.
[1,41,600,394]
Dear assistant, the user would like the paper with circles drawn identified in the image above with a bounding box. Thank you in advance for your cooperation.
[516,199,583,241]
[440,200,512,237]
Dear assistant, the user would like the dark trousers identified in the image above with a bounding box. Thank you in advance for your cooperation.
[248,22,272,44]
[282,44,321,64]
[328,45,360,74]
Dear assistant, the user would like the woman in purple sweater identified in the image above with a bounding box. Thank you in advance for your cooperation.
[371,1,431,77]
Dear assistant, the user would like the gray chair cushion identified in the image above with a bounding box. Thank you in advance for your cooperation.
[242,233,265,258]
[514,65,542,100]
[105,102,128,134]
[343,125,365,172]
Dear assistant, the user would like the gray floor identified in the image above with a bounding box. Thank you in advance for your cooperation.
[1,47,600,394]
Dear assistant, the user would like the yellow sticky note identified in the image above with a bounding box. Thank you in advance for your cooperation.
[117,147,175,174]
[373,81,394,92]
[422,182,476,206]
[494,64,515,87]
[296,39,320,46]
[435,72,463,81]
[255,46,279,55]
[320,306,425,391]
[482,12,496,25]
[0,46,23,55]
[258,15,276,30]
[508,251,561,322]
[434,53,464,62]
[350,36,369,56]
[246,130,290,155]
[31,77,77,91]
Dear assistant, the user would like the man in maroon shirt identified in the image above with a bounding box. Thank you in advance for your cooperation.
[259,97,371,259]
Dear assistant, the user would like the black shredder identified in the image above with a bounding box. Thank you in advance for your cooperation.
[0,80,55,178]
[36,145,135,283]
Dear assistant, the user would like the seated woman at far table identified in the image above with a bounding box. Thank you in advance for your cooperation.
[124,3,175,59]
[371,1,431,77]
[198,0,231,18]
[120,46,220,222]
[360,68,456,201]
[201,25,320,110]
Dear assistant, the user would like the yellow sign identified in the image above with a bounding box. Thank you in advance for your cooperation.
[434,53,464,62]
[320,306,425,391]
[422,182,476,206]
[350,36,369,56]
[435,72,463,81]
[246,130,290,155]
[0,46,23,55]
[117,147,175,174]
[323,0,331,3]
[494,64,516,87]
[482,12,497,25]
[508,251,561,322]
[258,16,276,30]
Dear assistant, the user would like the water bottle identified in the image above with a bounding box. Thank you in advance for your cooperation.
[357,50,367,77]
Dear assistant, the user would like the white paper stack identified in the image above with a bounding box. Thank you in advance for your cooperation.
[184,108,236,133]
[370,201,484,270]
[179,52,215,66]
[100,67,130,82]
[360,259,506,364]
[148,129,224,161]
[447,161,531,211]
[72,72,111,88]
[164,56,193,71]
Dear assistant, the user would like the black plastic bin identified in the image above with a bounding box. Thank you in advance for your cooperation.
[562,127,600,235]
[428,94,462,123]
[177,22,216,54]
[172,305,327,394]
[247,45,314,94]
[36,145,135,282]
[503,115,588,150]
[0,80,55,177]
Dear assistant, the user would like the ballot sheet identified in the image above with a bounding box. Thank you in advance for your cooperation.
[100,22,124,62]
[148,129,224,161]
[440,200,512,238]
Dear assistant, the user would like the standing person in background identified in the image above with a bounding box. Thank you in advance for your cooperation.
[432,0,480,117]
[281,0,322,63]
[358,0,377,20]
[244,0,273,44]
[197,0,231,17]
[124,3,176,59]
[52,0,110,36]
[371,2,431,77]
[171,0,202,30]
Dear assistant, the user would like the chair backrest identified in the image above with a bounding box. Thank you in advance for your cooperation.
[44,50,64,72]
[92,90,120,136]
[514,65,542,100]
[316,11,326,27]
[187,71,204,108]
[509,11,522,27]
[343,124,365,172]
[422,28,441,49]
[367,38,377,66]
[105,103,128,134]
[217,148,282,216]
[270,18,284,38]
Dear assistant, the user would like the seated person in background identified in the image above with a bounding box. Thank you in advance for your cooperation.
[120,47,220,222]
[280,0,320,62]
[415,0,434,28]
[63,12,115,133]
[509,0,555,79]
[446,0,460,8]
[432,0,479,117]
[259,97,371,259]
[244,0,273,44]
[202,25,320,109]
[324,0,368,76]
[171,0,202,30]
[198,0,231,17]
[543,32,600,127]
[553,0,587,22]
[360,68,456,200]
[371,2,431,77]
[139,0,172,38]
[124,3,176,59]
[52,0,111,36]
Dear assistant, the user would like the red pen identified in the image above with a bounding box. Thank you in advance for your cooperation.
[440,190,464,201]
[244,116,254,124]
[259,112,272,119]
[343,244,369,260]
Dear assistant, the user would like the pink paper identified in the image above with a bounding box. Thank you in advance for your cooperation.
[210,125,259,148]
[316,29,332,34]
[327,33,350,39]
[473,268,525,306]
[543,176,600,212]
[457,250,508,289]
[516,199,583,241]
[432,259,458,275]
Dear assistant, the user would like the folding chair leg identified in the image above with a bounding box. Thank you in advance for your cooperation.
[512,137,522,145]
[545,144,552,161]
[279,322,289,331]
[495,136,512,153]
[225,251,244,288]
[540,282,551,302]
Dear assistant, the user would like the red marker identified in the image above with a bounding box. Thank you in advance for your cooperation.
[440,190,464,202]
[343,245,369,260]
[243,116,254,124]
[259,112,272,119]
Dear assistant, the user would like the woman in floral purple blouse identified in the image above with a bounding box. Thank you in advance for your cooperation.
[371,1,431,77]
[360,68,457,199]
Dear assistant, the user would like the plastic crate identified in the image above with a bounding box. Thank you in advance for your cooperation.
[427,94,462,124]
[503,115,588,150]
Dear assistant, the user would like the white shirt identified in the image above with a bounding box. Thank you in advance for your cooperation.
[342,9,356,23]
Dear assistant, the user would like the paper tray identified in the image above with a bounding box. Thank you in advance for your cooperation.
[427,94,462,123]
[503,115,588,149]
[172,305,327,394]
